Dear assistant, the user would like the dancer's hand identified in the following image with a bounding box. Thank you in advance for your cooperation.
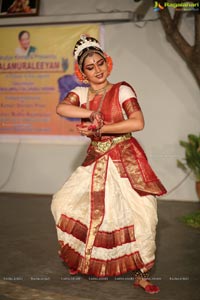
[76,122,94,137]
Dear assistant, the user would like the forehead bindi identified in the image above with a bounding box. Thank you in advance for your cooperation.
[84,53,103,65]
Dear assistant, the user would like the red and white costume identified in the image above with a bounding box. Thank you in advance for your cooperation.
[51,82,166,277]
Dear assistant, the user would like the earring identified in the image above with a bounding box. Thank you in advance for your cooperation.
[83,77,88,84]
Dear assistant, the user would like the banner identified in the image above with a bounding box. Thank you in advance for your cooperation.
[0,24,101,140]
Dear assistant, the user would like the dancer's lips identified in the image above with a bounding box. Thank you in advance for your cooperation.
[96,73,103,79]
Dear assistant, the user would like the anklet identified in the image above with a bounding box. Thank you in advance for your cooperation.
[134,270,150,280]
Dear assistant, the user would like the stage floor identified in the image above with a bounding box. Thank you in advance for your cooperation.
[0,193,199,300]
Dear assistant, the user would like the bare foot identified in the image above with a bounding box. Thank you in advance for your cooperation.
[134,278,160,294]
[134,278,150,288]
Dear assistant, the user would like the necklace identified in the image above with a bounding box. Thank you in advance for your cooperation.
[86,82,109,111]
[89,82,109,94]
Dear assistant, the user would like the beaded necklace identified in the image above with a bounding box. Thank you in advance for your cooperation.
[86,82,110,111]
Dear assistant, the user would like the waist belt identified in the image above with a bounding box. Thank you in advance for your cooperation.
[91,133,131,153]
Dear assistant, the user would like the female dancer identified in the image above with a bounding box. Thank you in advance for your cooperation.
[51,35,167,295]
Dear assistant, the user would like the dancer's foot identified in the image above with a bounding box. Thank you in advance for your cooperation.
[69,268,78,275]
[133,270,160,294]
[134,278,160,294]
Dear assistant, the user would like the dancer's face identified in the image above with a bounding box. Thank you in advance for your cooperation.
[82,53,109,85]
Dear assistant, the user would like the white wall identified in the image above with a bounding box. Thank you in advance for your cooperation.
[0,0,199,200]
[39,0,137,15]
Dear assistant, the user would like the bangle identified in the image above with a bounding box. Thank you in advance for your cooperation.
[89,111,97,122]
[93,128,102,138]
[89,111,104,123]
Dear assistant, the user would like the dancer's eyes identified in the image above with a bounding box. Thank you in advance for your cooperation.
[85,59,105,71]
[97,59,105,66]
[86,66,94,71]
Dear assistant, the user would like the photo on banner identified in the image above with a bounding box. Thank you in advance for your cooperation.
[0,0,40,17]
[0,24,101,141]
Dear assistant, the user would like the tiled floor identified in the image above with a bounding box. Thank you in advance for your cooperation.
[0,193,200,300]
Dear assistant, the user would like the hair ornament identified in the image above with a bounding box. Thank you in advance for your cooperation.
[74,62,85,82]
[73,35,103,60]
[80,34,88,42]
[104,53,113,76]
